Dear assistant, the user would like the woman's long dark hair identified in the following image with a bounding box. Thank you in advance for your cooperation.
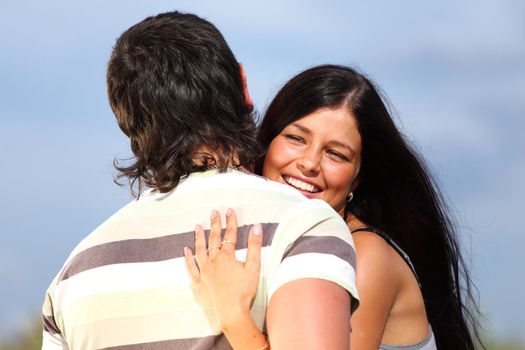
[257,64,482,349]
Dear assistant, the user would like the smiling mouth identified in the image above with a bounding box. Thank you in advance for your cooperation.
[283,176,321,193]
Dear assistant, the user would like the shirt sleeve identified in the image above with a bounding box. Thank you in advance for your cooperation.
[42,284,69,350]
[266,199,359,312]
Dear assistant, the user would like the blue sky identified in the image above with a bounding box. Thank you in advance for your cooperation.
[1,0,524,342]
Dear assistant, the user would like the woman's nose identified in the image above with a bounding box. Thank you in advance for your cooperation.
[296,149,321,175]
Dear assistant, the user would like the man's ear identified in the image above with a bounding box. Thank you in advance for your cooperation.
[239,63,253,110]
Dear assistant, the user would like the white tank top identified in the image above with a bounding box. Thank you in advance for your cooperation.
[379,328,437,350]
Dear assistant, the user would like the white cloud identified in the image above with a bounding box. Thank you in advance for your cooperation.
[406,109,501,158]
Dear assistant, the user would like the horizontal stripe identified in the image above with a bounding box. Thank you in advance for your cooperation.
[43,315,61,334]
[42,331,67,349]
[63,292,219,341]
[59,223,278,282]
[267,200,350,257]
[54,258,191,311]
[100,335,232,350]
[283,235,356,267]
[66,302,268,349]
[43,171,359,348]
[292,210,353,243]
[53,249,271,312]
[67,174,303,255]
[60,278,270,332]
[70,200,290,255]
[264,203,352,272]
[268,252,358,303]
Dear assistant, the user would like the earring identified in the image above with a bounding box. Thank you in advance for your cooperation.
[345,192,354,203]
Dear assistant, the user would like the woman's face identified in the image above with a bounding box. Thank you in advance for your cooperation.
[263,106,362,216]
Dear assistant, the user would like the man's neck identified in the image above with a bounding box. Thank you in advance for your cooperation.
[192,146,250,172]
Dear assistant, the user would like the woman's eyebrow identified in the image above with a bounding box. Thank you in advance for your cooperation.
[328,140,357,157]
[289,123,311,134]
[290,123,357,157]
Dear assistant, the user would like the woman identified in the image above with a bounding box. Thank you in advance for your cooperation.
[185,65,481,349]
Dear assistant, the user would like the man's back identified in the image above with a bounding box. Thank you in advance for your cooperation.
[43,11,358,349]
[43,169,357,349]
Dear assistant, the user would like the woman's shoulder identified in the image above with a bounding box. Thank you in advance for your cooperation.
[352,229,403,270]
[347,217,393,256]
[347,218,408,287]
[348,216,404,256]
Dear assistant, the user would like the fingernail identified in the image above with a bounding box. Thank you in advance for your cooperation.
[211,210,218,219]
[226,208,233,217]
[183,247,189,256]
[252,224,262,236]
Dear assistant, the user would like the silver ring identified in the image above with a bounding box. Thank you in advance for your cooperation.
[207,243,220,252]
[221,239,235,247]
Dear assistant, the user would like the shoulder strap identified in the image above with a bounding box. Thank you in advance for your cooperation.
[350,227,422,288]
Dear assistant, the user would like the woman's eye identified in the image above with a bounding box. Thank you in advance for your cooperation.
[285,134,304,143]
[327,150,348,161]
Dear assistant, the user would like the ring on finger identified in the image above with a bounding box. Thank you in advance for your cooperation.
[221,239,235,247]
[207,243,221,252]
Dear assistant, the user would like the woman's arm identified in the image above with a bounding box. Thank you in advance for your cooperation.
[185,209,353,349]
[184,209,269,350]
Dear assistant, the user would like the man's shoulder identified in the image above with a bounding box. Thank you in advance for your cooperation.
[60,199,137,261]
[174,170,308,204]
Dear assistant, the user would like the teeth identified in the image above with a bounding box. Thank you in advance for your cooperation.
[284,176,319,193]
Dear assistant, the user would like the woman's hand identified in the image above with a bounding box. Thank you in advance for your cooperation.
[184,208,264,332]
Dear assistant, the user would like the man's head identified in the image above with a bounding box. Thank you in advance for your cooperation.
[107,11,258,195]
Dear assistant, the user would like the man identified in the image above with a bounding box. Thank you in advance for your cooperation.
[42,11,358,349]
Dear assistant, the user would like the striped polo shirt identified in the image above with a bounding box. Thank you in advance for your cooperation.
[42,169,358,349]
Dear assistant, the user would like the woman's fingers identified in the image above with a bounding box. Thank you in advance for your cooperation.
[221,208,238,253]
[208,210,222,258]
[245,224,263,271]
[184,212,264,331]
[194,224,208,263]
[183,246,200,283]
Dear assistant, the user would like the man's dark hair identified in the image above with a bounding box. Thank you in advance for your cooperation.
[107,11,259,195]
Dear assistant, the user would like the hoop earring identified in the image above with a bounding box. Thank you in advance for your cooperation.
[345,192,354,204]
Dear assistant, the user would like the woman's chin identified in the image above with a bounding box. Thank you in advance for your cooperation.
[298,189,321,200]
